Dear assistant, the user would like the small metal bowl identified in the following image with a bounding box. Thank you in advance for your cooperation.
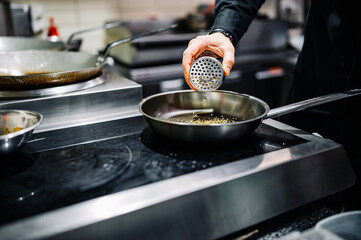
[0,110,43,155]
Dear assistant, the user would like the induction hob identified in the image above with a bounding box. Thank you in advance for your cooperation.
[0,116,355,240]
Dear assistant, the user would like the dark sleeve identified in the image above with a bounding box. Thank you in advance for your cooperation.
[210,0,265,44]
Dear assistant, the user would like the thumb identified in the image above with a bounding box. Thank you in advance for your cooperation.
[223,64,232,76]
[222,50,234,76]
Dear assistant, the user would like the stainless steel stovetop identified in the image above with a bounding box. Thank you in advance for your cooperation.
[0,67,143,132]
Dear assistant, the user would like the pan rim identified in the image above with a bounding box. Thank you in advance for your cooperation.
[138,90,270,127]
[0,37,66,52]
[0,65,105,78]
[0,50,106,78]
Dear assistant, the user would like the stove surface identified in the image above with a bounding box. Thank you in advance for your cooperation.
[0,116,305,225]
[0,116,355,240]
[0,67,142,132]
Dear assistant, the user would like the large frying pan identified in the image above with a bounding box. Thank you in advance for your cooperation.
[0,24,177,89]
[0,21,126,52]
[139,89,361,143]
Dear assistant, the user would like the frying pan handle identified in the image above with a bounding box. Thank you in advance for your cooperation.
[66,21,128,44]
[265,89,361,119]
[95,24,178,66]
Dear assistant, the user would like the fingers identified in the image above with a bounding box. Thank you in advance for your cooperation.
[182,51,197,90]
[222,47,235,76]
[183,36,209,90]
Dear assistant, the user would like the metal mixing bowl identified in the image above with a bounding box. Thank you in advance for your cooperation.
[0,110,43,155]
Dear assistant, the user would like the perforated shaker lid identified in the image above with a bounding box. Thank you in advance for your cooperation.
[189,56,224,91]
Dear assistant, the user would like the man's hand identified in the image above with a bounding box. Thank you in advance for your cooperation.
[182,32,235,90]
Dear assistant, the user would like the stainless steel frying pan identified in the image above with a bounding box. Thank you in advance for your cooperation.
[0,21,126,52]
[0,24,177,89]
[139,89,361,143]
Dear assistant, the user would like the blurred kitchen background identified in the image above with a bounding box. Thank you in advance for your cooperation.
[1,0,308,107]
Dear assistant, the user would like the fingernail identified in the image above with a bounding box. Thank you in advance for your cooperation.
[225,66,231,76]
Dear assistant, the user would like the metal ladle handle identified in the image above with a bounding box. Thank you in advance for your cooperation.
[265,89,361,119]
[96,24,178,66]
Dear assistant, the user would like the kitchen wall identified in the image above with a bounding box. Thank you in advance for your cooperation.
[14,0,277,53]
